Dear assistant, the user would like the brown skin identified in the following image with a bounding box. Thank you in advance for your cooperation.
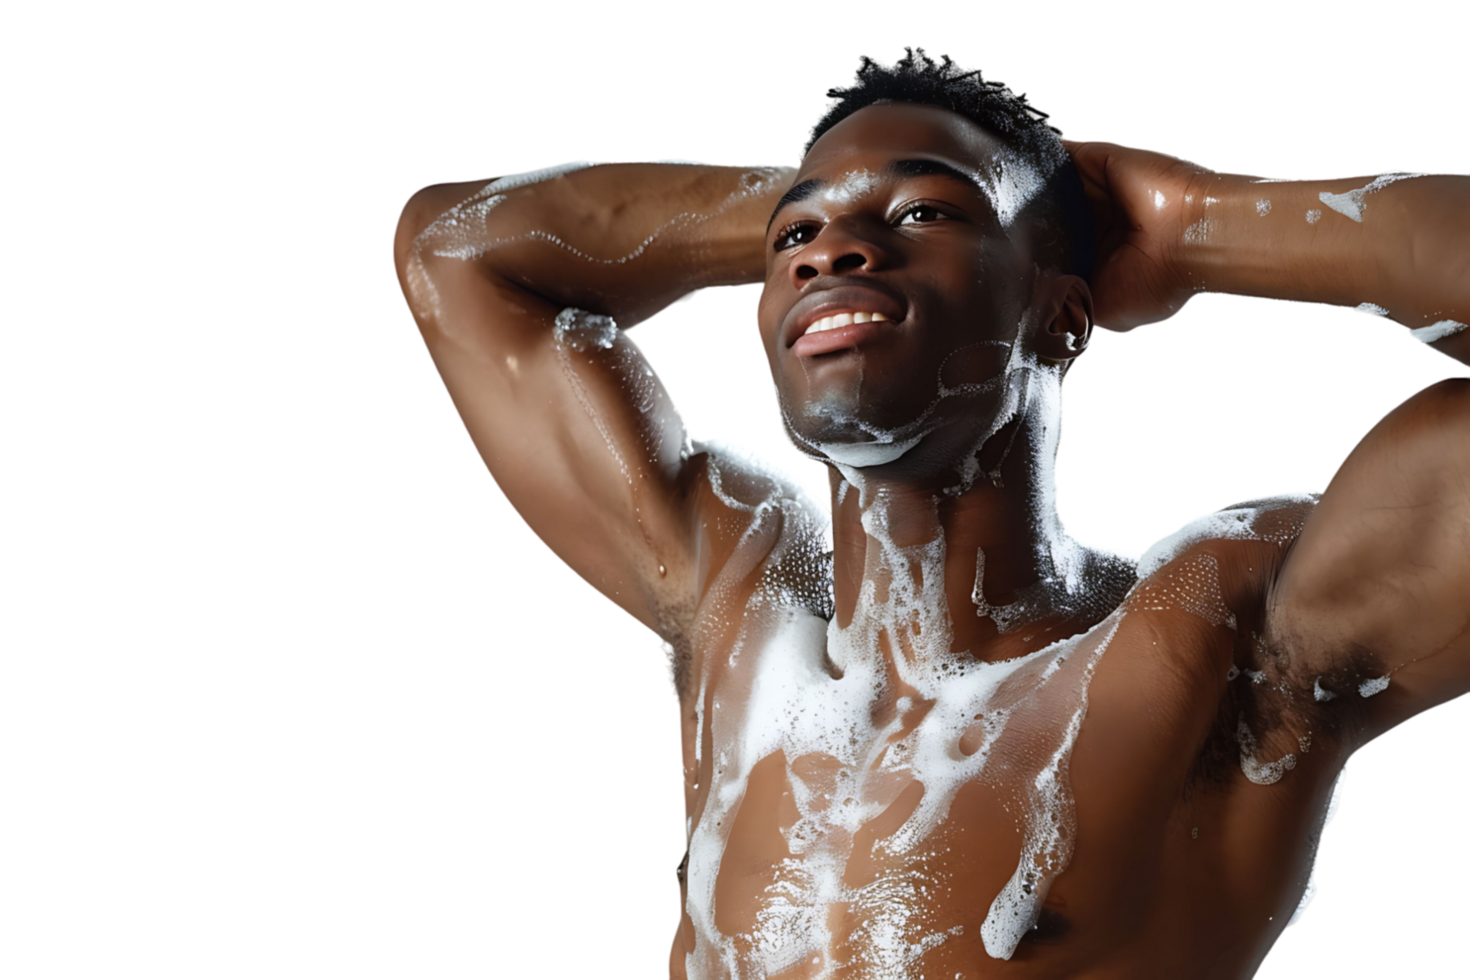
[394,102,1470,977]
[758,106,1107,660]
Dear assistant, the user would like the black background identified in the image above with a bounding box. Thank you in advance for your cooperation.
[370,44,1458,980]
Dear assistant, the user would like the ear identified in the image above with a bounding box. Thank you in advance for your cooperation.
[1032,274,1094,365]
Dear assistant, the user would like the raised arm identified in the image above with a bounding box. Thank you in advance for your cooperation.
[393,163,792,636]
[1179,169,1470,361]
[1064,141,1470,361]
[1170,162,1468,740]
[1065,140,1470,742]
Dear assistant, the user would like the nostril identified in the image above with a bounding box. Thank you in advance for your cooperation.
[833,253,866,274]
[796,264,818,280]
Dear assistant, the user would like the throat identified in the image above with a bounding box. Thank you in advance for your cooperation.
[834,497,1128,672]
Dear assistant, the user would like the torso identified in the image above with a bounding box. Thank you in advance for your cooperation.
[669,453,1344,980]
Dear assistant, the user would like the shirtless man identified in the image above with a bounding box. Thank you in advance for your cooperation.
[393,51,1469,979]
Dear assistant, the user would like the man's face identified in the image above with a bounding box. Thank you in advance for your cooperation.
[757,102,1047,475]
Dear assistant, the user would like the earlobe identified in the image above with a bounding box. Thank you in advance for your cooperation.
[1059,277,1095,354]
[1046,279,1093,359]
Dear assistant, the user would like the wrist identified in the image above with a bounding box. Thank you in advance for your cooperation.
[1171,172,1395,307]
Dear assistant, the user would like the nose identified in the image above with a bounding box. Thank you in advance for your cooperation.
[791,217,889,285]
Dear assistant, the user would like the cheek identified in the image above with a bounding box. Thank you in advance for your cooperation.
[939,343,1012,388]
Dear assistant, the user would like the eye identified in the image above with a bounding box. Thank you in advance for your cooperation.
[773,221,819,251]
[896,203,946,226]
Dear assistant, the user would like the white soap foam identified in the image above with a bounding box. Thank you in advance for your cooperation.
[552,306,618,352]
[1313,677,1336,702]
[507,230,1313,973]
[1256,199,1272,216]
[792,331,1020,481]
[1137,498,1314,580]
[1236,717,1297,786]
[681,448,1137,972]
[1355,302,1390,316]
[1182,218,1217,245]
[1306,209,1322,225]
[406,165,788,321]
[681,424,1281,972]
[1318,173,1424,223]
[1131,551,1237,630]
[1411,320,1468,344]
[679,493,1308,972]
[1358,676,1390,697]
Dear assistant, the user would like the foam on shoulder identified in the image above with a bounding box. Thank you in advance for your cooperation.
[1137,495,1316,581]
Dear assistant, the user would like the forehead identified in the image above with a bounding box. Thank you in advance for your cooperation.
[799,102,1003,180]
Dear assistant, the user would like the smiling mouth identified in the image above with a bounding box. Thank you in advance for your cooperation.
[791,308,901,357]
[802,310,893,336]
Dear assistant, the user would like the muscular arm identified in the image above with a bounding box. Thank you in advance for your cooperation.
[1067,142,1469,742]
[1179,170,1470,361]
[1268,379,1470,739]
[393,163,791,635]
[1178,169,1470,739]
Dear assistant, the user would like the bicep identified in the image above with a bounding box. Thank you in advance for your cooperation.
[397,190,699,636]
[1269,378,1470,734]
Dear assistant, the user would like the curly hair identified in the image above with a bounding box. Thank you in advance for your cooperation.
[807,50,1094,281]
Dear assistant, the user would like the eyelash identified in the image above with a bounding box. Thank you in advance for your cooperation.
[772,202,951,252]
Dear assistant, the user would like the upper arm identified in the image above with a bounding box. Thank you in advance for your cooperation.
[1268,378,1470,738]
[394,183,701,637]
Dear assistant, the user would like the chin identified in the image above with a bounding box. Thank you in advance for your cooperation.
[780,380,1017,481]
[781,386,916,462]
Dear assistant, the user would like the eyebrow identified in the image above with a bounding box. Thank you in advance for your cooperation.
[766,158,984,232]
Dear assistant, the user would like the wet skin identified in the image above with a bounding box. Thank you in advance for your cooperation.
[757,105,1091,488]
[752,105,1105,658]
[395,101,1470,977]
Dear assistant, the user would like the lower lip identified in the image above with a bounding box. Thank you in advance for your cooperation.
[791,320,897,357]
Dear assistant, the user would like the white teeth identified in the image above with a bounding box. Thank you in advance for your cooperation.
[802,310,891,336]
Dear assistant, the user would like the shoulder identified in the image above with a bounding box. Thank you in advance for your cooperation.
[1113,495,1320,708]
[686,442,824,530]
[1096,497,1328,791]
[686,443,833,617]
[1130,495,1317,622]
[1136,494,1319,583]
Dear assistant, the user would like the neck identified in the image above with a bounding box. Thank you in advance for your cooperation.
[827,372,1127,661]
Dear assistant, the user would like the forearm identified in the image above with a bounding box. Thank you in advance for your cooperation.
[401,163,792,328]
[1177,172,1470,352]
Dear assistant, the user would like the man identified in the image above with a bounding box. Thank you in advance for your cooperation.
[393,50,1468,979]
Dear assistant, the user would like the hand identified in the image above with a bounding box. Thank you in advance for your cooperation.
[1063,140,1210,331]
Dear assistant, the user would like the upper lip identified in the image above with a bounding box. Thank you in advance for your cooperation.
[782,280,909,348]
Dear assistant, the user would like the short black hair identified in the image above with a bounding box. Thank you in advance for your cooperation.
[807,50,1095,282]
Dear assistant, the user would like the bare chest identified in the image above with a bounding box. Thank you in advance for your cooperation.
[673,590,1346,980]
